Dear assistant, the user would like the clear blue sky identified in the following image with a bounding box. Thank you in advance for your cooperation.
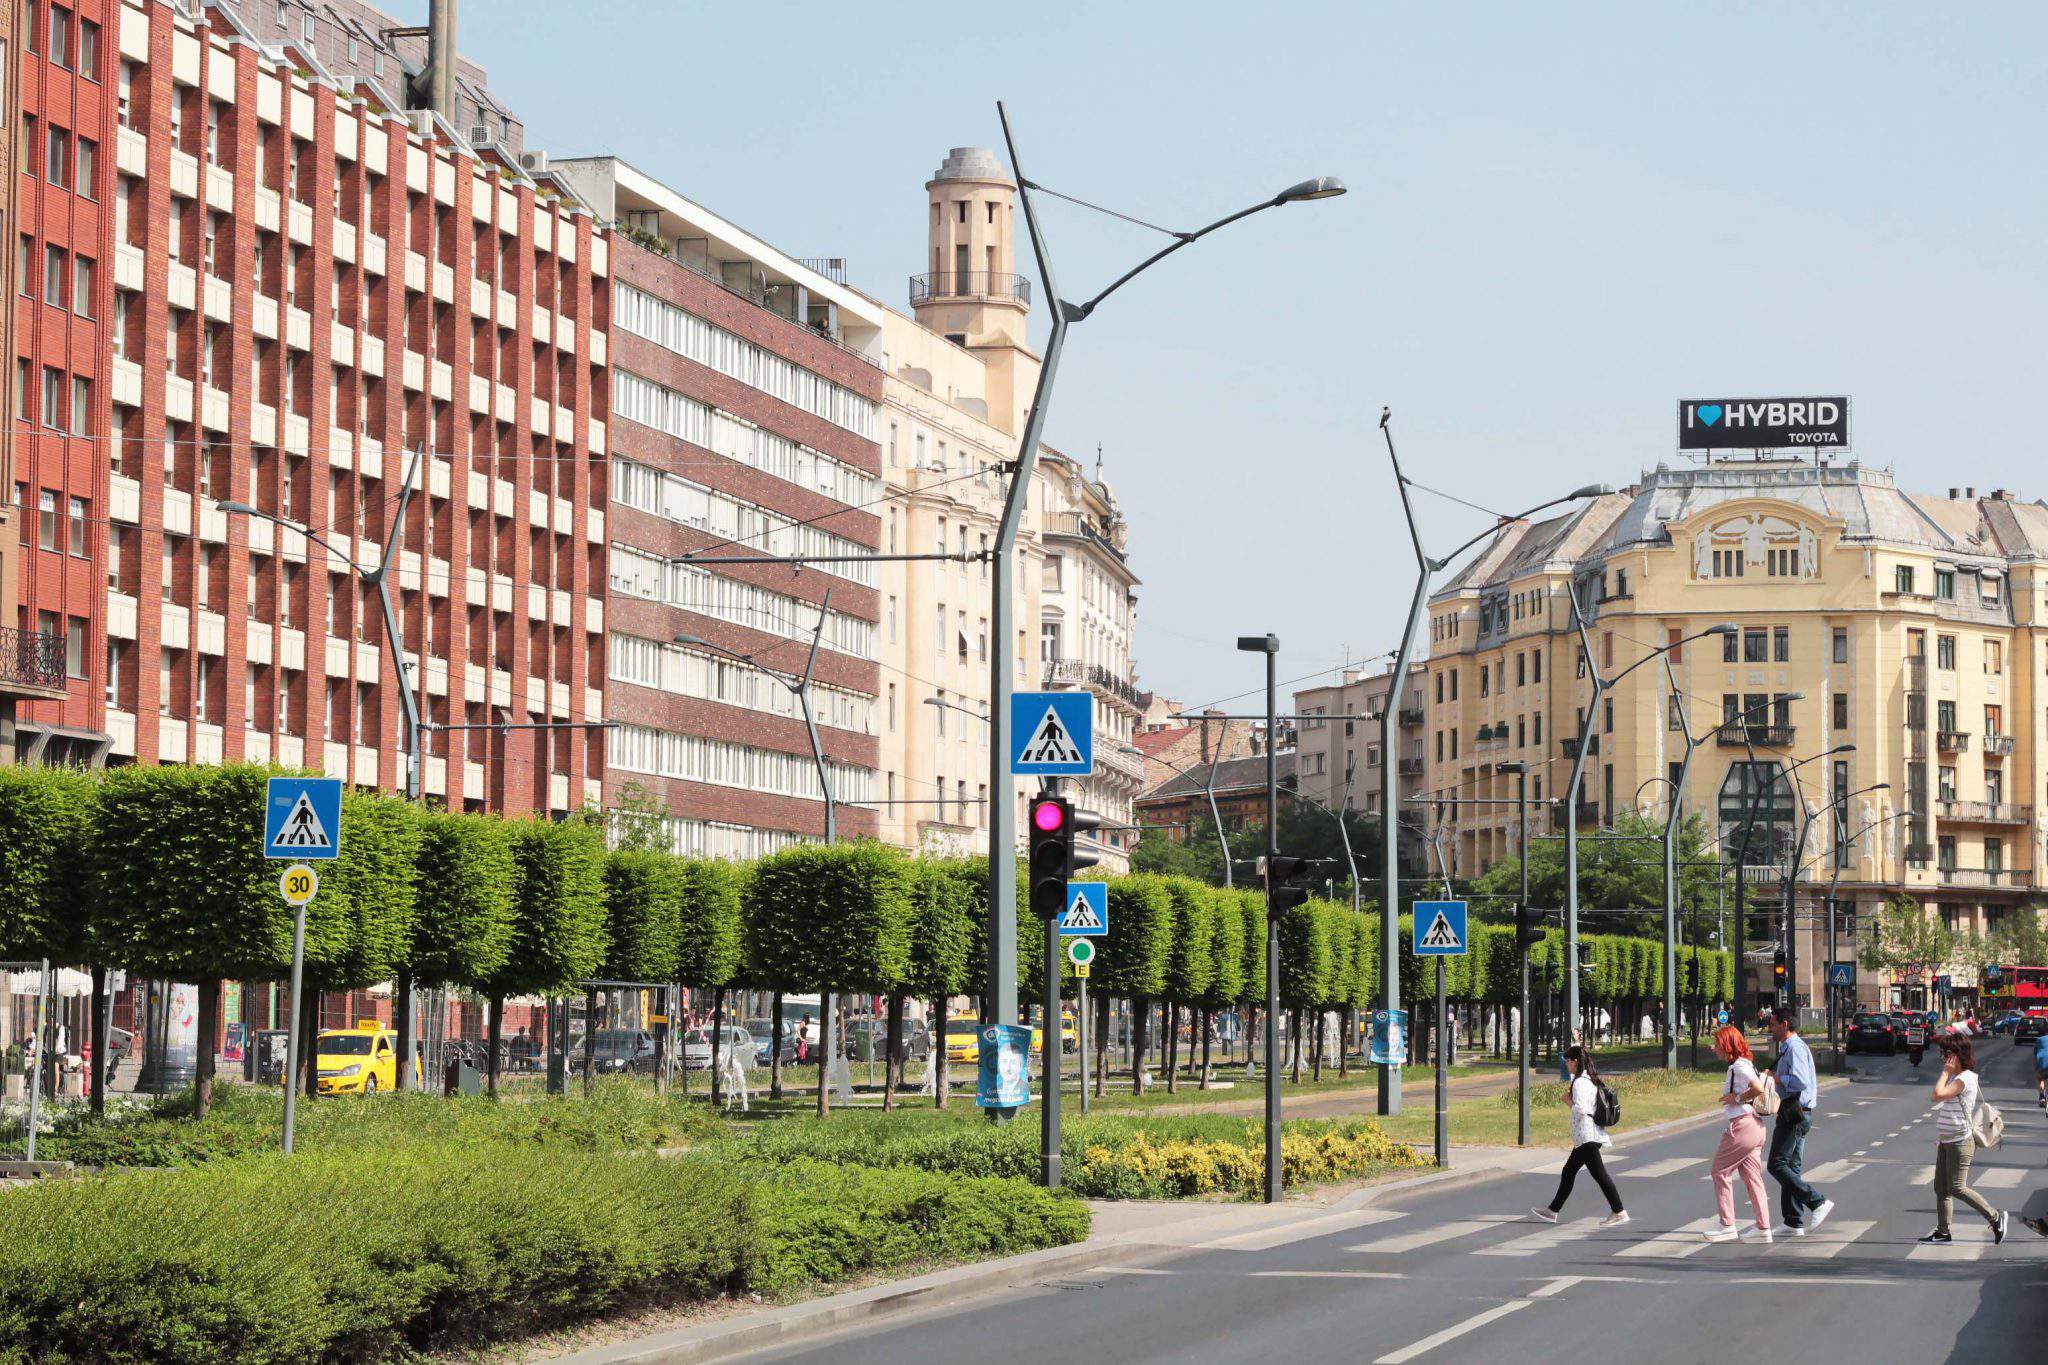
[427,1,2048,711]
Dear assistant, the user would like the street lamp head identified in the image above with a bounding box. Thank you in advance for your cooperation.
[1275,176,1347,204]
[672,633,707,648]
[1235,634,1280,654]
[1829,744,1857,756]
[1497,761,1527,774]
[1702,623,1737,637]
[218,500,257,516]
[1568,483,1616,499]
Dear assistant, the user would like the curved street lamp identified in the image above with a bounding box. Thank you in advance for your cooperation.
[1373,416,1611,1116]
[989,102,1344,1191]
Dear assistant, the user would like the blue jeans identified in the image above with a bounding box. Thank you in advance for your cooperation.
[1767,1105,1823,1226]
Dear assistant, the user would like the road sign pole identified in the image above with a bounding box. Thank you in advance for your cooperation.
[1042,904,1061,1190]
[1435,956,1448,1169]
[281,895,309,1154]
[1078,974,1089,1116]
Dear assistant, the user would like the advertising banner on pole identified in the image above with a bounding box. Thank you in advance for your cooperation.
[976,1023,1033,1109]
[1369,1008,1409,1067]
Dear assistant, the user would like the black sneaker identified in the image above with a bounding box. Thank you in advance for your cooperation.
[1918,1230,1953,1244]
[1994,1212,2009,1245]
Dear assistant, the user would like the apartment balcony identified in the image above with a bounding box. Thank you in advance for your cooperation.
[1983,733,2015,757]
[1939,867,2032,889]
[909,270,1032,308]
[1397,757,1426,776]
[1936,730,1970,753]
[0,627,67,699]
[1042,657,1144,713]
[1571,801,1602,829]
[1398,706,1425,726]
[1936,799,2033,826]
[1716,723,1794,747]
[1098,743,1145,785]
[1560,733,1600,759]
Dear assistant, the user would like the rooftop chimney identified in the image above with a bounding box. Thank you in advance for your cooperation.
[1949,487,1960,499]
[1966,487,1977,500]
[427,0,456,125]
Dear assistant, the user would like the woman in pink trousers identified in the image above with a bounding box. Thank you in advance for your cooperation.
[1704,1024,1774,1243]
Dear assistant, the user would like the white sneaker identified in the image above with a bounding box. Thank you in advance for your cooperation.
[1600,1212,1631,1229]
[1786,1224,1807,1237]
[1810,1199,1836,1230]
[1740,1225,1775,1244]
[1529,1207,1559,1224]
[1703,1225,1740,1243]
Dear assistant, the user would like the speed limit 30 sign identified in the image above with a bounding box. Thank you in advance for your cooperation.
[279,863,319,906]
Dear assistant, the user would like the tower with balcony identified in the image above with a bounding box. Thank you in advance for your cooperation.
[911,148,1036,438]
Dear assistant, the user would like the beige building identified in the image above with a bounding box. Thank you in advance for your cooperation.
[872,148,1144,869]
[1425,457,2048,1012]
[1293,665,1430,822]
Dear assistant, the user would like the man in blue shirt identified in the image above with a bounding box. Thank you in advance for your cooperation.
[1765,1007,1835,1234]
[2033,1026,2048,1110]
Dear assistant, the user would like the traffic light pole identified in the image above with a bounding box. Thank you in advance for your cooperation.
[1042,873,1062,1190]
[1258,637,1283,1205]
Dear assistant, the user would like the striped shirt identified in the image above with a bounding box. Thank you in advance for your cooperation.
[1935,1069,1978,1143]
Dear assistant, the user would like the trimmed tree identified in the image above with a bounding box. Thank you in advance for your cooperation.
[1094,873,1173,1093]
[404,810,517,1089]
[1194,884,1247,1088]
[1278,899,1333,1080]
[1159,877,1216,1092]
[303,793,421,1094]
[901,859,974,1108]
[0,768,99,1105]
[596,850,684,1093]
[674,858,743,1098]
[473,818,609,1095]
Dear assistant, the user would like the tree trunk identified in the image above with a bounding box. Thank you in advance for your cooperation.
[190,978,219,1117]
[486,995,503,1097]
[710,986,726,1106]
[653,985,671,1098]
[1291,1008,1303,1083]
[1094,991,1110,1098]
[933,995,949,1109]
[770,992,785,1100]
[89,963,108,1115]
[1132,997,1150,1095]
[1338,1006,1351,1078]
[393,969,414,1091]
[882,993,902,1112]
[1312,1008,1325,1082]
[1199,1008,1213,1090]
[582,986,598,1097]
[1165,1003,1179,1094]
[816,992,831,1118]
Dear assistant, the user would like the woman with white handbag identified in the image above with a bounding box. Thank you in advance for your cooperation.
[1921,1033,2008,1245]
[1704,1024,1776,1243]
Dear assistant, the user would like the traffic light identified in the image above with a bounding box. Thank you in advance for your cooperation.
[1262,854,1313,913]
[1577,942,1594,973]
[1027,794,1102,920]
[1772,946,1788,992]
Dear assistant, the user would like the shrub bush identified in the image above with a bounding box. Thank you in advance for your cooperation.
[0,1143,1085,1363]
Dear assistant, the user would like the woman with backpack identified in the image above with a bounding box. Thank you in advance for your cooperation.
[1530,1045,1629,1227]
[1921,1032,2009,1245]
[1705,1024,1775,1243]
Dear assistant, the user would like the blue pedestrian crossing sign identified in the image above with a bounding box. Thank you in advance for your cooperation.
[1828,963,1856,988]
[1059,881,1109,937]
[264,777,343,860]
[1009,691,1093,776]
[1413,900,1468,956]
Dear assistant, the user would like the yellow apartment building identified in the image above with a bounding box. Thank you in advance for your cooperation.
[1424,457,2047,1013]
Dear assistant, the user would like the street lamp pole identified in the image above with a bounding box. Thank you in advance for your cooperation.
[987,105,1344,1102]
[1121,743,1232,889]
[1781,774,1884,1019]
[1374,414,1609,1116]
[1496,762,1532,1143]
[1236,633,1283,1203]
[1825,809,1907,1064]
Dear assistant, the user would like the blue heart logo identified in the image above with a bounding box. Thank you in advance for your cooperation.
[1698,404,1724,427]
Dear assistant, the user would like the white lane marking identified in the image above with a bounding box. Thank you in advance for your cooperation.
[1852,1150,1869,1157]
[1778,1219,1876,1260]
[1730,1275,1912,1287]
[1855,1099,1877,1106]
[1251,1270,1407,1279]
[1974,1167,2025,1190]
[1910,1165,1935,1186]
[1801,1160,1866,1182]
[1198,1208,1404,1251]
[1613,1216,1722,1259]
[1907,1238,1989,1263]
[1347,1214,1519,1254]
[1475,1216,1601,1257]
[1374,1301,1531,1365]
[1096,1267,1175,1276]
[1619,1157,1706,1178]
[1871,1140,1886,1148]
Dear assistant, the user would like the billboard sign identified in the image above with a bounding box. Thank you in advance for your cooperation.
[1678,397,1849,453]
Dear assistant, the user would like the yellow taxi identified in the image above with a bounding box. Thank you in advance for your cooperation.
[314,1022,402,1096]
[943,1024,1047,1065]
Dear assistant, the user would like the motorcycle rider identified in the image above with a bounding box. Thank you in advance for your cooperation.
[1904,1010,1927,1067]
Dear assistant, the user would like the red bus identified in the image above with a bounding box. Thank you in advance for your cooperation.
[1987,966,2048,1007]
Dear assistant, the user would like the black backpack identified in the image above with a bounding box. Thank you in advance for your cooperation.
[1591,1077,1621,1128]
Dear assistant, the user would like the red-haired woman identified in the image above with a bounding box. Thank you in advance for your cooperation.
[1705,1025,1773,1243]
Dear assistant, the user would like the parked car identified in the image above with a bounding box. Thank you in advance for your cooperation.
[942,1024,1045,1067]
[570,1028,658,1074]
[1846,1012,1897,1055]
[314,1022,403,1095]
[847,1018,931,1063]
[681,1025,754,1071]
[745,1018,797,1067]
[2014,1013,2048,1045]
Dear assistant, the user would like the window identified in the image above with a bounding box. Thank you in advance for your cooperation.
[38,489,59,550]
[1982,573,2003,604]
[77,17,98,79]
[69,377,89,434]
[48,4,69,68]
[1449,669,1459,701]
[1531,650,1542,684]
[1833,692,1848,729]
[1743,628,1768,663]
[75,136,95,197]
[1985,704,2003,739]
[1515,653,1526,687]
[1831,627,1848,664]
[65,616,85,679]
[1986,838,2005,873]
[1603,697,1614,733]
[25,0,38,53]
[1772,693,1792,728]
[43,244,65,305]
[1772,626,1790,662]
[45,125,67,189]
[1938,765,1957,801]
[1984,639,2003,674]
[1937,700,1957,733]
[67,496,86,556]
[1936,836,1956,871]
[72,254,93,316]
[1907,628,1925,658]
[1532,712,1542,745]
[1936,635,1956,670]
[1934,568,1955,600]
[40,366,62,429]
[1479,666,1490,698]
[1722,630,1738,663]
[1894,565,1916,594]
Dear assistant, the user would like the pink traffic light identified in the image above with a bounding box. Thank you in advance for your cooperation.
[1032,799,1066,833]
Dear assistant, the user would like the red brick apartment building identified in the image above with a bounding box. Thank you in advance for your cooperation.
[550,157,884,856]
[10,0,609,814]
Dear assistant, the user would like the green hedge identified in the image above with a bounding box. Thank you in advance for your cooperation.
[0,1144,1085,1363]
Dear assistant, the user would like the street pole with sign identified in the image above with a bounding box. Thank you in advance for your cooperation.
[263,776,343,1155]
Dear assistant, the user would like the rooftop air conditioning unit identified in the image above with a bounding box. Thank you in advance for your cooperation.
[469,125,491,146]
[518,151,550,175]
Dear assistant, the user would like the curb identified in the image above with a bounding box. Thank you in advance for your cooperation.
[554,1238,1164,1365]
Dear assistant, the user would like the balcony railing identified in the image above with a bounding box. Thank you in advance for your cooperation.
[1398,707,1425,726]
[0,626,66,695]
[793,256,848,285]
[1560,734,1600,759]
[1939,867,2031,888]
[909,271,1033,308]
[1936,799,2033,825]
[1397,757,1426,776]
[1041,658,1144,711]
[1715,723,1794,748]
[1983,733,2016,756]
[1936,730,1971,753]
[1569,801,1601,828]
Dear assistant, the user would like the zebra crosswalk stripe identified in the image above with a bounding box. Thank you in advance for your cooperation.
[1346,1214,1519,1255]
[1612,1216,1722,1259]
[1474,1216,1601,1257]
[1619,1157,1706,1179]
[1972,1167,2025,1190]
[1778,1219,1876,1260]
